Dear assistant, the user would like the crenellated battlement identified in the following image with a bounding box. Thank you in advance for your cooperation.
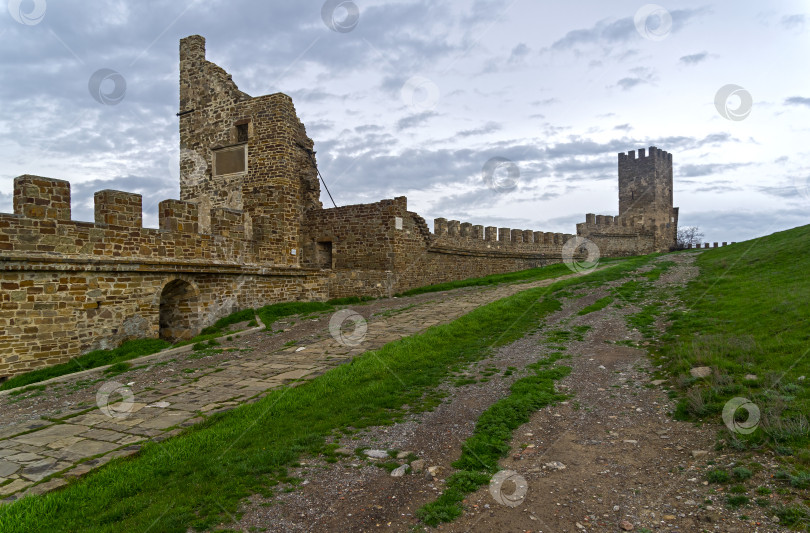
[431,216,574,254]
[618,145,672,163]
[94,189,143,228]
[1,175,268,265]
[13,175,72,221]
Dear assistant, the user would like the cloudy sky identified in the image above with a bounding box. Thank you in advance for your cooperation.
[1,0,808,243]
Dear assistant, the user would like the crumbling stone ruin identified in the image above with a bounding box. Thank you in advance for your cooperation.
[0,35,678,378]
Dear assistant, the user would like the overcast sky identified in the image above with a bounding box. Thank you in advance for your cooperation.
[1,0,808,243]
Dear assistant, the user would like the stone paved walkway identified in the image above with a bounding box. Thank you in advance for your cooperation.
[0,268,598,501]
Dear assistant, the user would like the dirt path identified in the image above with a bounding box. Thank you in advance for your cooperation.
[232,253,791,533]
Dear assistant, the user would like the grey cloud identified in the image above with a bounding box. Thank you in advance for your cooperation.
[758,184,804,199]
[781,14,806,29]
[680,52,708,65]
[692,184,741,193]
[550,8,708,50]
[616,77,645,90]
[508,43,530,63]
[678,162,752,178]
[614,67,656,91]
[396,111,438,131]
[355,124,384,133]
[785,96,810,107]
[456,122,502,138]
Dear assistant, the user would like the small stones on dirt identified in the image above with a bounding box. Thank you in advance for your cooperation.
[619,519,634,530]
[395,451,410,459]
[689,366,712,378]
[410,459,425,473]
[691,450,708,459]
[333,448,352,455]
[650,379,666,385]
[744,374,758,380]
[147,401,170,408]
[544,461,566,470]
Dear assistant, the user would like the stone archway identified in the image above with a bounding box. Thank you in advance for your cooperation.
[158,279,200,342]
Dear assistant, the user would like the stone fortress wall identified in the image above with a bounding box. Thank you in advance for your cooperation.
[0,35,678,378]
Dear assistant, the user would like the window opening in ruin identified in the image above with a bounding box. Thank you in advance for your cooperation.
[316,241,333,269]
[236,123,249,143]
[213,145,247,176]
[159,279,199,342]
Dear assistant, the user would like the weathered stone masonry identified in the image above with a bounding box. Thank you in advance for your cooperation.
[0,35,678,378]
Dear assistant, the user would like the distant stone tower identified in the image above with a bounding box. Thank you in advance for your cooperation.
[617,146,678,251]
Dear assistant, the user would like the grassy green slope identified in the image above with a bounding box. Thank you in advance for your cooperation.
[660,224,810,431]
[655,225,810,526]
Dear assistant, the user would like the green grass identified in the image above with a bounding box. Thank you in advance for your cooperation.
[658,225,810,451]
[199,309,257,336]
[0,338,170,392]
[256,301,334,330]
[326,295,375,306]
[577,295,614,316]
[627,303,662,338]
[652,224,810,522]
[0,255,617,533]
[707,468,731,483]
[394,262,577,297]
[417,353,570,525]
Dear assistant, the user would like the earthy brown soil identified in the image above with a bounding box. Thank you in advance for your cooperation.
[229,254,793,533]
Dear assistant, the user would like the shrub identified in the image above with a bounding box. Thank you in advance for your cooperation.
[706,469,730,483]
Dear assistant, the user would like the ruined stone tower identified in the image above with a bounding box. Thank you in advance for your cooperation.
[178,35,321,266]
[617,146,678,251]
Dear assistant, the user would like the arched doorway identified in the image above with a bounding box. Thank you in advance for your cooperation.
[159,279,199,342]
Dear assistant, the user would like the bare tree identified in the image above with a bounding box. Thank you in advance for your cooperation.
[676,226,704,249]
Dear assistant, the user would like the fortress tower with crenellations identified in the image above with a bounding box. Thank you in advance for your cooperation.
[576,147,679,254]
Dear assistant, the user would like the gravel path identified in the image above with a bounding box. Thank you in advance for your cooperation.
[230,253,793,533]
